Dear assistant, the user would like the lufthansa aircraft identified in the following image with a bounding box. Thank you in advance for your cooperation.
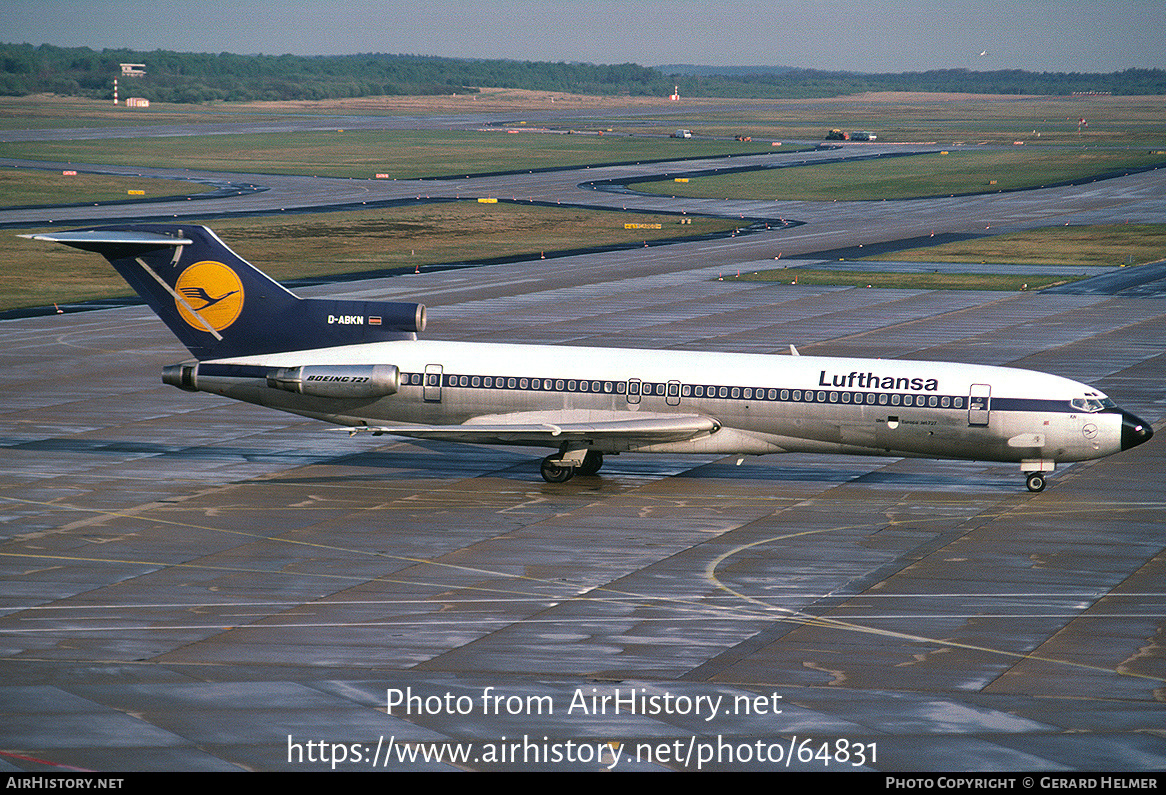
[24,224,1153,491]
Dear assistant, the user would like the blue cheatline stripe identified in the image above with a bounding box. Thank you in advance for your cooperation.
[196,364,1099,417]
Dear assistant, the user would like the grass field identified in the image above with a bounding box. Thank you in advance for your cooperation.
[3,93,1164,309]
[0,91,718,130]
[5,92,1165,142]
[726,222,1166,290]
[0,167,210,206]
[630,149,1166,201]
[725,269,1084,291]
[646,94,1166,147]
[0,96,261,131]
[0,128,777,180]
[865,223,1166,268]
[3,203,738,311]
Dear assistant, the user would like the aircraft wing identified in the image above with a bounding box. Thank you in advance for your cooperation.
[346,411,720,446]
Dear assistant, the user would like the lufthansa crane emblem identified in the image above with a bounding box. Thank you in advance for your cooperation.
[174,261,245,332]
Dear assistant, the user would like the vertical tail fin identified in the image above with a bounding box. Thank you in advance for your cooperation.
[23,224,425,360]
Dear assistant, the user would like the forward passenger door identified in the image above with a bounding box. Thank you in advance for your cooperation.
[968,383,990,426]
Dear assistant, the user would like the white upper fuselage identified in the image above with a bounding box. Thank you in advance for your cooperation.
[200,338,1126,465]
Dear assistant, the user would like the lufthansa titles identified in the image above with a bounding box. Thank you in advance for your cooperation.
[819,369,939,392]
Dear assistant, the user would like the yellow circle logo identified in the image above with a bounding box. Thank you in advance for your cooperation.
[174,261,244,332]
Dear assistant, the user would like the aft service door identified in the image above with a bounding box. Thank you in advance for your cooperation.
[424,364,443,403]
[968,383,990,426]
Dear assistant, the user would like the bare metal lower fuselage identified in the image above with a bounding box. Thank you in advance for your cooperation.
[182,338,1140,470]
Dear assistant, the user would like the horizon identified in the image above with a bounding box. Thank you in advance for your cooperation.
[3,47,1162,80]
[3,0,1164,75]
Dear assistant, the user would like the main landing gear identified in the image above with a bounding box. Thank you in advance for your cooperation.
[540,450,603,483]
[540,456,574,483]
[577,450,604,476]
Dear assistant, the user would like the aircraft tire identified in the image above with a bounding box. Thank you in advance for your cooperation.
[577,451,604,476]
[541,456,575,483]
[1026,472,1047,493]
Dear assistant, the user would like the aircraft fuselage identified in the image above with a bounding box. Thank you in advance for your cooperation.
[185,339,1141,468]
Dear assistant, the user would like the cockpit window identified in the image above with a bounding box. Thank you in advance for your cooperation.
[1070,397,1113,413]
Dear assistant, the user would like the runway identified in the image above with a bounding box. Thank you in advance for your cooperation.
[1,114,1164,771]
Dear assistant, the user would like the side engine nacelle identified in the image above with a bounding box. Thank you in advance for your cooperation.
[163,362,401,399]
[266,364,400,398]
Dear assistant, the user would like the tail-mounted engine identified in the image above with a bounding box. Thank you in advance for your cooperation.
[163,361,400,399]
[266,364,400,398]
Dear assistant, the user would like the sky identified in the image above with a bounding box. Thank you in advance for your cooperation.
[4,0,1165,73]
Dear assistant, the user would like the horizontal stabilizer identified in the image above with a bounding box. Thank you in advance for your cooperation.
[21,230,193,251]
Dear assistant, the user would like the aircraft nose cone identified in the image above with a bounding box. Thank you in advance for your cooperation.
[1121,411,1154,451]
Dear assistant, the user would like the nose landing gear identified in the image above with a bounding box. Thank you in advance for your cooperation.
[1025,471,1047,492]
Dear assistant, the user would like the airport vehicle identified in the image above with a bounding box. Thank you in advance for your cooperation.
[671,129,692,139]
[24,224,1153,490]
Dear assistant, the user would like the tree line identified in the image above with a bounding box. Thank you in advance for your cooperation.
[1,43,1162,103]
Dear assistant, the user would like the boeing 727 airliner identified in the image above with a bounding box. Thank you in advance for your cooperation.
[24,224,1153,491]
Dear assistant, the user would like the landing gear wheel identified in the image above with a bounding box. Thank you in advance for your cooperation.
[577,451,604,476]
[541,456,575,483]
[1026,472,1047,493]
